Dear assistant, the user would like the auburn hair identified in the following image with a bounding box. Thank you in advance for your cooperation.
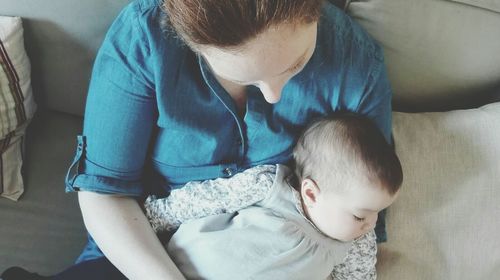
[161,0,322,49]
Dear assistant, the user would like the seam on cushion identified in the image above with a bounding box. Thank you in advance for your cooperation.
[445,0,500,14]
[0,132,13,153]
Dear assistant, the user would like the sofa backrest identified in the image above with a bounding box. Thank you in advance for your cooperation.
[0,0,130,116]
[347,0,500,111]
[1,0,499,115]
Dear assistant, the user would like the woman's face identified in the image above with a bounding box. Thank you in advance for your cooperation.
[199,22,318,103]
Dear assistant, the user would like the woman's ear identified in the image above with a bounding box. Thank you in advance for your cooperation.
[301,178,320,208]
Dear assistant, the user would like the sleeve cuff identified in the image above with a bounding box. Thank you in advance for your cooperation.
[65,135,144,196]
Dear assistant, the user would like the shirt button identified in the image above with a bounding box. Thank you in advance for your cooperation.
[223,167,233,177]
[236,138,242,145]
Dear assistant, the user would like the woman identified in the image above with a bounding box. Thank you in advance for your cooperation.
[2,0,393,279]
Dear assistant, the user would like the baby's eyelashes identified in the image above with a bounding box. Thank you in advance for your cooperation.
[353,215,365,222]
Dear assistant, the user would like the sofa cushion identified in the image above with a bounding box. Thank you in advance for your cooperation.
[377,101,500,279]
[449,0,500,13]
[347,0,500,111]
[0,0,130,116]
[0,16,36,200]
[0,110,86,274]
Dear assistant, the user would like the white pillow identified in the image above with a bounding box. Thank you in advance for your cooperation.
[378,102,500,279]
[0,16,36,201]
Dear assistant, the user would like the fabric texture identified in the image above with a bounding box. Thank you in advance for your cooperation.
[377,102,500,279]
[144,165,276,232]
[0,16,36,201]
[147,164,376,279]
[332,230,377,280]
[167,164,375,280]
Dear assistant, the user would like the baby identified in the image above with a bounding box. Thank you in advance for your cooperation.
[144,113,403,280]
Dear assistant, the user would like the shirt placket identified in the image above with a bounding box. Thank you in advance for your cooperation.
[197,55,246,177]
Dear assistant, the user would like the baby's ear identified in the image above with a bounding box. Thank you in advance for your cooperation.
[301,178,320,207]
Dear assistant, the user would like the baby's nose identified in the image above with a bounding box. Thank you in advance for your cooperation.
[361,222,374,232]
[362,215,378,231]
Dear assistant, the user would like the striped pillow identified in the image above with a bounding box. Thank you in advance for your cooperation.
[0,16,36,201]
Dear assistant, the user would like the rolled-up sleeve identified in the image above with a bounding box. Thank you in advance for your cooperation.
[65,2,157,196]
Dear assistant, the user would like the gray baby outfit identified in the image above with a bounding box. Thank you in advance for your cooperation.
[145,164,377,280]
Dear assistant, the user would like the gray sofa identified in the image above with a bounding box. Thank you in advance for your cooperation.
[1,0,499,279]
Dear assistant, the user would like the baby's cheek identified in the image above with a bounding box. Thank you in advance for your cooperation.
[345,221,364,238]
[329,214,358,240]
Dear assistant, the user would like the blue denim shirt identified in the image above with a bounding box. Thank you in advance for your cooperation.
[66,0,393,262]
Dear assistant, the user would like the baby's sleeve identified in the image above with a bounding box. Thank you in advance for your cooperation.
[331,230,378,280]
[144,165,276,232]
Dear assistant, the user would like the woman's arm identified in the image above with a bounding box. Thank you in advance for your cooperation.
[79,191,186,280]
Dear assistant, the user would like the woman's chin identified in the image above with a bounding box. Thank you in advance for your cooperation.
[262,94,282,104]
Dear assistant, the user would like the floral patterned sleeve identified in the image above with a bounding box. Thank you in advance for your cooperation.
[143,165,276,232]
[331,230,378,280]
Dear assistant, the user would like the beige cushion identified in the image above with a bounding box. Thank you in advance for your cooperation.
[449,0,500,12]
[377,102,500,279]
[0,16,36,200]
[0,111,86,274]
[347,0,500,111]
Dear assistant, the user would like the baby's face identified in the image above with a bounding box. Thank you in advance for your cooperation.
[304,177,399,242]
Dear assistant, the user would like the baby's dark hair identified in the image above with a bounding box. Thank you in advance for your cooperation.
[293,113,403,195]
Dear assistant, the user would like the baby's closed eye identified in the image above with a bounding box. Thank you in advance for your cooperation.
[353,215,365,222]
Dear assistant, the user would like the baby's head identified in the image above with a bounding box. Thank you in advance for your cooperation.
[293,113,403,242]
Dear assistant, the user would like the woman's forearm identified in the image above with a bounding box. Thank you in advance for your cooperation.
[78,191,186,280]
